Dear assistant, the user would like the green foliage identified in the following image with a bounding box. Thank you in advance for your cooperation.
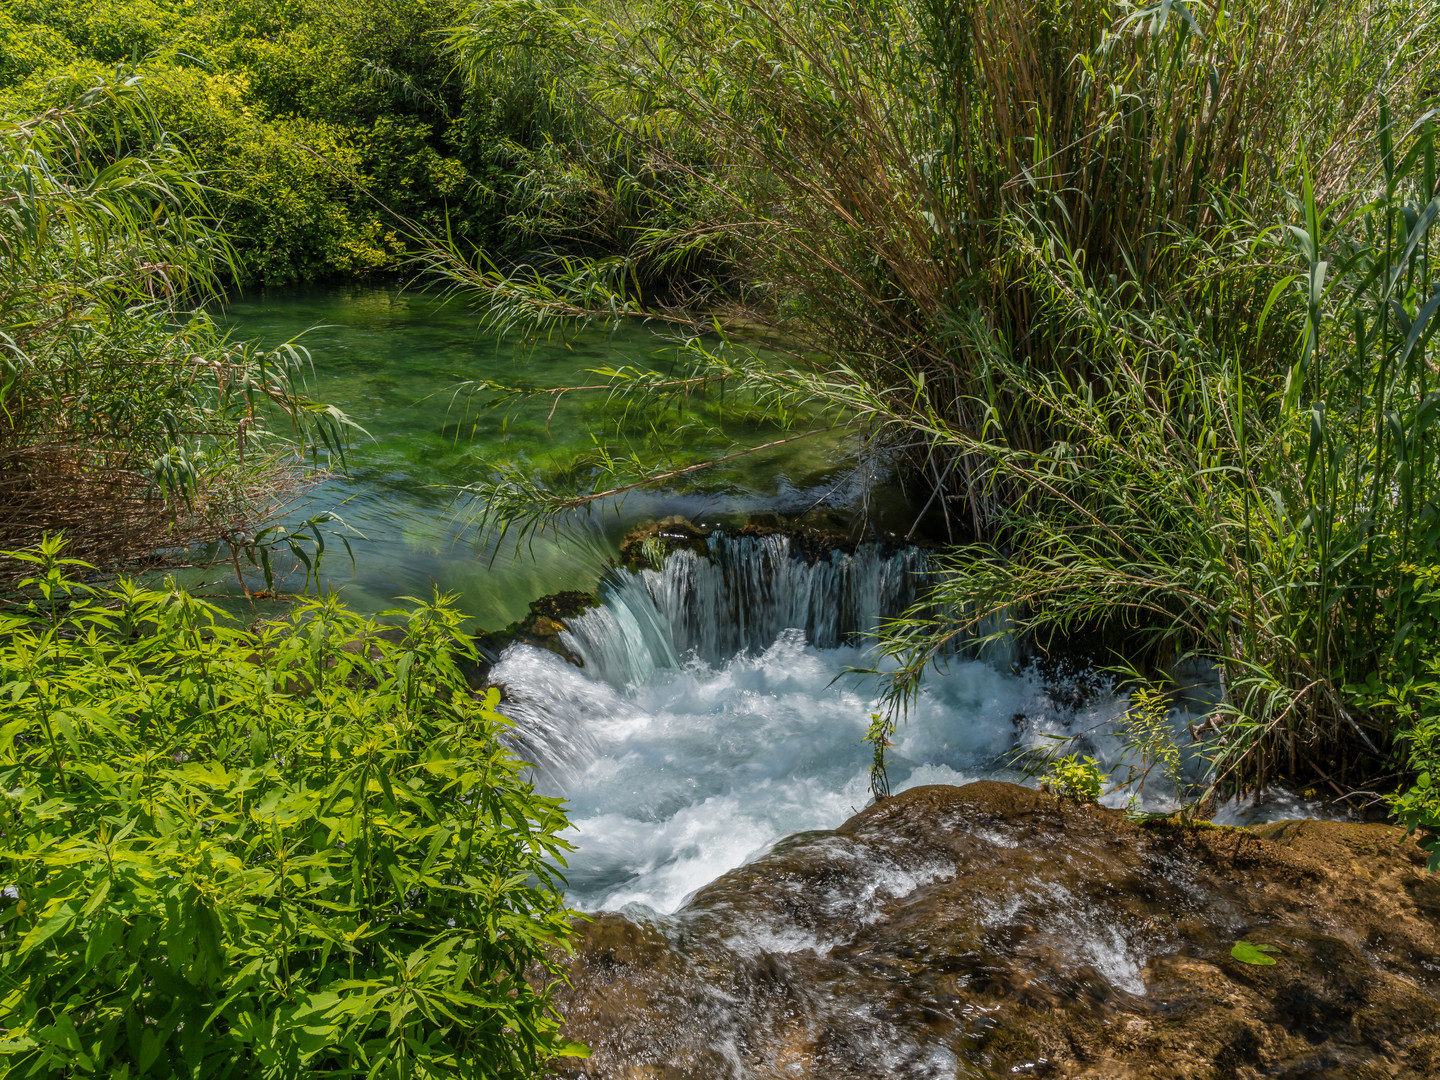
[832,59,1440,802]
[1039,754,1108,805]
[0,79,353,569]
[0,537,581,1078]
[0,0,621,284]
[864,712,892,799]
[1230,941,1280,966]
[1116,684,1185,802]
[1364,657,1440,869]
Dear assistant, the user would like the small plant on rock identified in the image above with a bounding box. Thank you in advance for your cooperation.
[1040,754,1108,804]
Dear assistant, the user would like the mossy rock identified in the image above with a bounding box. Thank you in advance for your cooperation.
[527,590,600,622]
[472,590,599,668]
[548,782,1440,1080]
[617,516,712,569]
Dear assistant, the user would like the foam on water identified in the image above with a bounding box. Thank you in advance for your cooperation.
[491,624,1123,913]
[488,533,1304,917]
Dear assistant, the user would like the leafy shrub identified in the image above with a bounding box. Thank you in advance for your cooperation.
[1356,650,1440,870]
[1390,719,1440,871]
[0,538,582,1078]
[0,0,618,284]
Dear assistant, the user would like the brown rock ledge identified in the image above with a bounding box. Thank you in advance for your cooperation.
[549,781,1440,1079]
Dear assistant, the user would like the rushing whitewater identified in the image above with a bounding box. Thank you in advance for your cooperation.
[489,531,1241,914]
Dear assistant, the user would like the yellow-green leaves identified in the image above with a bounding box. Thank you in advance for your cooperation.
[0,548,579,1079]
[1230,941,1281,966]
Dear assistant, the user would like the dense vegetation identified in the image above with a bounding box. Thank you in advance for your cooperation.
[0,539,581,1077]
[1,13,597,1075]
[0,78,361,572]
[428,0,1440,858]
[2,0,1439,1073]
[0,0,659,285]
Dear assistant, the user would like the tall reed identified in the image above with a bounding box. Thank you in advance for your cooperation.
[870,107,1440,797]
[440,0,1431,529]
[435,0,1440,797]
[0,76,352,577]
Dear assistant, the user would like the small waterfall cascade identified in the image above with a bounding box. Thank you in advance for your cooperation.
[559,533,931,687]
[482,527,1268,916]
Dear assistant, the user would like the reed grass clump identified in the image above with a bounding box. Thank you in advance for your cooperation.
[0,76,351,579]
[432,0,1440,820]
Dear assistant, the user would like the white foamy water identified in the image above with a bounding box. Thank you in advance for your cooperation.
[495,634,1077,913]
[487,533,1295,916]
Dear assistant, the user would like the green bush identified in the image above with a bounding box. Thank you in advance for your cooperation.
[0,0,621,285]
[0,538,582,1078]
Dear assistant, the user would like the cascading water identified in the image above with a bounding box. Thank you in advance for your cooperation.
[558,533,931,686]
[486,534,1363,1079]
[488,532,1255,914]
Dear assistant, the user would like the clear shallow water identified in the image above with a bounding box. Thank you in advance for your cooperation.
[197,282,902,627]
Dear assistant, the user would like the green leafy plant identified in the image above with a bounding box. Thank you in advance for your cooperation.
[1117,682,1187,802]
[865,712,893,799]
[1230,941,1281,966]
[0,536,583,1078]
[1379,683,1440,870]
[1040,753,1108,805]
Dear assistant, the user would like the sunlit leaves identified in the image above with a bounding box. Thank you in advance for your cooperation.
[0,537,579,1079]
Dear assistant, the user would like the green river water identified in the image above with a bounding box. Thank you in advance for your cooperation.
[193,282,900,627]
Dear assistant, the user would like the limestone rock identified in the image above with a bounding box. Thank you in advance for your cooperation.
[550,782,1440,1079]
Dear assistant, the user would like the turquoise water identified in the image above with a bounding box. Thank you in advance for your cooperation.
[197,282,895,629]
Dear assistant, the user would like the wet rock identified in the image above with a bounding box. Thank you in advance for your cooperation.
[474,590,599,667]
[618,517,712,569]
[530,590,602,622]
[617,514,932,575]
[728,516,926,564]
[549,782,1440,1079]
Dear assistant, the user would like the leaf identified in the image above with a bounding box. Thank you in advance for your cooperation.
[17,901,76,958]
[1230,941,1280,965]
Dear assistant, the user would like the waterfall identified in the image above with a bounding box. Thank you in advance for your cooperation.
[495,530,1031,788]
[482,528,1257,914]
[559,533,930,687]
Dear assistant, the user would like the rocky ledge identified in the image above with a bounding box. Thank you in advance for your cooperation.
[550,782,1440,1079]
[616,512,927,571]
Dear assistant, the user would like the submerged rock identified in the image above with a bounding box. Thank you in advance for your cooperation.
[618,516,713,569]
[550,782,1440,1079]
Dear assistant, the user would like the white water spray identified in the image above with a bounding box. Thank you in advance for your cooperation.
[489,534,1126,912]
